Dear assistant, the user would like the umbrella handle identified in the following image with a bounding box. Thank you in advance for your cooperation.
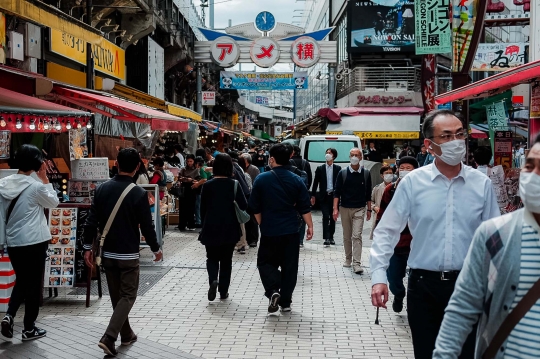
[375,307,380,325]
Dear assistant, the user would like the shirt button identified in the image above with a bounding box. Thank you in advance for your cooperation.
[511,285,517,291]
[503,305,508,311]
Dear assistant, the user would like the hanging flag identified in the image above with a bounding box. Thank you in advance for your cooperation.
[415,0,452,55]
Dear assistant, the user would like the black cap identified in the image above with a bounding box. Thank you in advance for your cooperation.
[398,156,419,169]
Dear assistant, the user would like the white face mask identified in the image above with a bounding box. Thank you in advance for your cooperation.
[325,153,333,162]
[430,139,466,166]
[350,156,360,166]
[519,172,540,213]
[383,174,393,183]
[399,170,411,178]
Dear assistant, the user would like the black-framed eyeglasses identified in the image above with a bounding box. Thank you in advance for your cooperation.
[429,132,468,141]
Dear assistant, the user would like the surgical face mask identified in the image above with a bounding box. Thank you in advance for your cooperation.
[519,172,540,213]
[325,153,333,162]
[350,156,360,166]
[429,139,466,166]
[399,170,411,178]
[383,174,393,183]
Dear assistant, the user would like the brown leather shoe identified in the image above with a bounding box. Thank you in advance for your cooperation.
[121,332,138,346]
[98,335,118,356]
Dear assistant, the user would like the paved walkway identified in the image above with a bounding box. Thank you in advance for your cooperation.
[1,211,413,358]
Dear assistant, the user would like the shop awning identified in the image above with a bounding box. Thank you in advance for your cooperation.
[319,106,424,122]
[326,114,420,139]
[469,125,488,139]
[53,87,189,132]
[436,59,540,105]
[167,102,202,122]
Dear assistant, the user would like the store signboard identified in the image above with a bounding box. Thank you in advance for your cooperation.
[49,28,126,80]
[45,208,77,287]
[349,0,416,54]
[71,158,109,180]
[494,130,513,169]
[531,83,540,119]
[486,101,509,131]
[472,43,527,71]
[414,0,451,55]
[326,130,419,139]
[220,71,308,90]
[202,91,216,106]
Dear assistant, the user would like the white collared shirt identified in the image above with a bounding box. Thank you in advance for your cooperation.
[326,163,334,192]
[370,161,500,285]
[348,165,361,173]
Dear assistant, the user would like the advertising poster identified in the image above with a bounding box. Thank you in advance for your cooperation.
[220,71,308,90]
[0,131,10,159]
[414,0,451,55]
[349,0,415,54]
[531,83,540,119]
[45,208,77,287]
[472,43,527,71]
[68,128,88,161]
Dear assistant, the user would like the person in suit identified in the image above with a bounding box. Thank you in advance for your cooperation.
[311,148,341,247]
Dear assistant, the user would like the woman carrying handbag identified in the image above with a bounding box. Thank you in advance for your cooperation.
[199,154,248,301]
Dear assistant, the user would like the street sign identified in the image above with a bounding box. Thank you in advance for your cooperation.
[202,92,215,106]
[291,36,321,68]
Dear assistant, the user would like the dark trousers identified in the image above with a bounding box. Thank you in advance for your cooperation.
[387,250,409,300]
[102,258,139,341]
[178,187,196,230]
[7,241,48,330]
[245,213,259,246]
[205,243,235,295]
[257,233,299,307]
[407,270,476,359]
[320,194,336,240]
[298,220,306,245]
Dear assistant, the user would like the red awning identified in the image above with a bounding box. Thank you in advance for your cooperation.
[436,59,540,105]
[470,127,488,139]
[318,107,424,122]
[53,87,189,132]
[0,87,90,116]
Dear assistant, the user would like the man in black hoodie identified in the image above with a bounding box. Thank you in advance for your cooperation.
[83,148,162,357]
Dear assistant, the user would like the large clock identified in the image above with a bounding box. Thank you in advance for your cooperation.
[255,11,275,32]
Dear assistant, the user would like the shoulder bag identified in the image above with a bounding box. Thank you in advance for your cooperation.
[95,183,136,266]
[233,180,250,224]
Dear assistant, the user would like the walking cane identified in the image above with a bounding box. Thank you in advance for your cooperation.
[374,307,380,325]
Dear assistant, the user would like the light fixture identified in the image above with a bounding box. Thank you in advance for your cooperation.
[146,132,152,137]
[66,121,72,130]
[15,119,22,129]
[43,120,50,130]
[0,117,5,128]
[86,121,92,129]
[29,119,36,131]
[77,121,82,129]
[55,121,62,131]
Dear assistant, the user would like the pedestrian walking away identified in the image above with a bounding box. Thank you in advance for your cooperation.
[333,148,372,274]
[290,145,312,247]
[311,147,341,247]
[240,153,260,248]
[375,157,419,314]
[249,143,313,314]
[199,154,248,302]
[434,134,540,359]
[82,148,162,357]
[370,109,500,359]
[0,145,60,342]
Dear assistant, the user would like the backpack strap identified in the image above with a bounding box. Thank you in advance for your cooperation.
[5,193,22,225]
[341,168,347,184]
[233,180,238,197]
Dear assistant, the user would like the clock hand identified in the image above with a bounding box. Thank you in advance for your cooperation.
[263,13,266,24]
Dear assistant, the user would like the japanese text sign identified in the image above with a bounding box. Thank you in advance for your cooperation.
[220,71,308,90]
[415,0,451,55]
[472,43,527,71]
[486,102,509,131]
[291,36,321,68]
[71,158,109,180]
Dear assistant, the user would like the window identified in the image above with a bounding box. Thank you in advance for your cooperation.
[306,141,358,163]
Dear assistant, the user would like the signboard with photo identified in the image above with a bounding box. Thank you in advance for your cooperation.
[68,128,88,161]
[0,131,10,159]
[414,0,451,55]
[349,0,415,54]
[68,180,104,203]
[472,43,527,71]
[45,208,77,287]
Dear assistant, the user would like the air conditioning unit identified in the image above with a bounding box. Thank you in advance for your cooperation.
[25,23,41,59]
[7,31,24,61]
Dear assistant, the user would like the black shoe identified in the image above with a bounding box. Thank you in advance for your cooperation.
[208,280,218,301]
[177,227,187,232]
[248,242,257,248]
[329,239,336,245]
[1,314,13,338]
[98,335,118,356]
[237,247,246,254]
[268,292,281,313]
[220,293,229,300]
[393,297,404,313]
[22,327,46,341]
[121,333,138,346]
[323,240,330,246]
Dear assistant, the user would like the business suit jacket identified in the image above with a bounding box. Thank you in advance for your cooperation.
[311,163,341,201]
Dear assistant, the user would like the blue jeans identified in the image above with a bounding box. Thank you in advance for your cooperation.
[298,220,306,245]
[387,250,409,300]
[195,194,201,224]
[258,166,265,173]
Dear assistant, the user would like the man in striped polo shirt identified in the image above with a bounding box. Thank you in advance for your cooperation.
[434,134,540,358]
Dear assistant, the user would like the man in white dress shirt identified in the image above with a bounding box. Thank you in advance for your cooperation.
[174,145,185,168]
[370,109,500,359]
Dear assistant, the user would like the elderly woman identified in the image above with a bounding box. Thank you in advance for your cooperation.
[177,154,199,231]
[0,145,59,341]
[199,154,247,301]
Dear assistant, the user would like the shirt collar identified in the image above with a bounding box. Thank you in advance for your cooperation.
[524,208,540,235]
[326,163,333,168]
[430,160,466,182]
[348,166,361,173]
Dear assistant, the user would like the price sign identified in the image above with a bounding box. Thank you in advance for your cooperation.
[494,131,513,169]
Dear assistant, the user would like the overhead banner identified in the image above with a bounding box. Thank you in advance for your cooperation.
[472,43,527,71]
[349,0,416,54]
[414,0,451,55]
[220,71,308,90]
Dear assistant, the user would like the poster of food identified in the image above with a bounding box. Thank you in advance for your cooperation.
[68,128,88,161]
[68,180,103,203]
[45,208,77,287]
[0,131,10,159]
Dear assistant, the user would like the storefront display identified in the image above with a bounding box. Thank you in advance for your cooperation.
[45,208,77,287]
[0,131,11,159]
[68,180,104,203]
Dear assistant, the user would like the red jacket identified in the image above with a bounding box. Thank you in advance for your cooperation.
[376,180,412,249]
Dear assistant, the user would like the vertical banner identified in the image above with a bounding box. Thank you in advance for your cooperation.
[452,0,482,72]
[421,54,437,113]
[415,0,452,55]
[530,83,540,145]
[486,101,509,156]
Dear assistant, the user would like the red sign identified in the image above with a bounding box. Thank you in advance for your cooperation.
[210,37,240,67]
[290,36,321,68]
[356,95,412,105]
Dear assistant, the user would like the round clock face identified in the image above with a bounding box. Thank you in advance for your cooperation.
[255,11,275,32]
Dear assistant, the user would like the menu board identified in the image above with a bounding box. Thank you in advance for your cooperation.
[68,180,104,203]
[68,128,88,161]
[45,208,77,287]
[71,158,109,180]
[0,131,10,159]
[74,207,90,286]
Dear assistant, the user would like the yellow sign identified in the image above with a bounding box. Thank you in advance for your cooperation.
[326,131,419,139]
[50,28,125,80]
[167,103,202,122]
[0,12,5,64]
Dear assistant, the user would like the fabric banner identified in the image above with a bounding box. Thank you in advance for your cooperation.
[486,101,509,156]
[452,0,482,72]
[472,43,527,71]
[415,0,451,55]
[220,71,308,90]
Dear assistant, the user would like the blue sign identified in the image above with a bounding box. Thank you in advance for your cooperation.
[255,96,269,105]
[220,71,308,90]
[438,103,452,110]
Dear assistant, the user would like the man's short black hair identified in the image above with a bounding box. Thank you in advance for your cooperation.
[473,146,492,166]
[118,148,141,173]
[326,148,338,158]
[195,148,206,158]
[15,144,43,172]
[152,157,164,168]
[213,153,233,177]
[174,144,183,152]
[195,156,205,166]
[186,154,195,161]
[270,143,292,166]
[293,145,301,156]
[422,109,464,139]
[228,151,239,160]
[205,147,212,154]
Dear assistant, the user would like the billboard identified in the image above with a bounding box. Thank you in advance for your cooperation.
[414,0,451,55]
[349,0,415,54]
[472,43,527,71]
[220,71,308,90]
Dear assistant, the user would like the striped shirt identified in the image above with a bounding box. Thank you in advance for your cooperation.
[504,222,540,358]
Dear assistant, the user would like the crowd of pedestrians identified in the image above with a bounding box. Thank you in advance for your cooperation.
[2,109,540,359]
